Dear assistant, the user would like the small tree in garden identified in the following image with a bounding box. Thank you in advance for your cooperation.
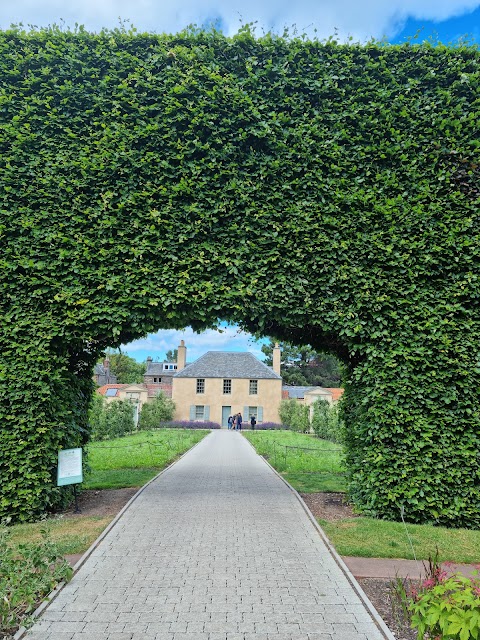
[139,393,175,430]
[89,397,134,440]
[311,400,344,443]
[279,399,310,432]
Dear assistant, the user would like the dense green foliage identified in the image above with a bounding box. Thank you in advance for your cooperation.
[0,526,72,636]
[103,349,146,383]
[0,26,479,525]
[278,399,310,432]
[261,338,343,386]
[311,399,344,443]
[89,395,135,440]
[138,392,176,429]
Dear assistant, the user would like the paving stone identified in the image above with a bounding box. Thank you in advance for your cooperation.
[23,432,390,640]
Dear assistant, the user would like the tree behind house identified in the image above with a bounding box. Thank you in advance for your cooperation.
[261,339,343,387]
[139,392,176,430]
[104,349,146,383]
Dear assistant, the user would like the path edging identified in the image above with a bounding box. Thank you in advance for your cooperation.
[13,430,212,640]
[241,436,396,640]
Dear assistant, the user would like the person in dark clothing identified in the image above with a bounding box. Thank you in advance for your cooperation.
[250,415,256,430]
[237,412,243,430]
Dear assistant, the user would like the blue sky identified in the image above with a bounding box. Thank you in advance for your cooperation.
[2,1,478,362]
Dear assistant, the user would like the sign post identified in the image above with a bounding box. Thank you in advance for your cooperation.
[57,448,83,513]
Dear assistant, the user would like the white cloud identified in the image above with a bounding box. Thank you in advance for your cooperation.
[122,326,265,362]
[1,0,479,39]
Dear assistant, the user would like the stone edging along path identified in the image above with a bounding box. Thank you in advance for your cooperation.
[246,440,395,640]
[13,438,206,640]
[18,430,395,639]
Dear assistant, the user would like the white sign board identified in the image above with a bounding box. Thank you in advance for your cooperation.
[57,448,83,486]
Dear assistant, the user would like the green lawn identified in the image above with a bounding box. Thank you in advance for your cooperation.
[244,430,346,493]
[85,429,208,489]
[244,430,480,564]
[321,517,480,565]
[7,429,210,552]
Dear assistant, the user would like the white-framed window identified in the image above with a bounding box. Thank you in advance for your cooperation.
[163,363,178,371]
[223,379,232,394]
[248,406,258,419]
[195,405,205,420]
[249,380,258,395]
[196,378,205,394]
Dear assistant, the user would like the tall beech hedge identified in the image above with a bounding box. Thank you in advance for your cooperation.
[0,27,479,525]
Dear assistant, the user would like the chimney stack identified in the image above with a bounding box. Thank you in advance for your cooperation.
[177,340,186,371]
[272,343,281,376]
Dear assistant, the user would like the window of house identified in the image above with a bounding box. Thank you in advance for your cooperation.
[223,379,232,394]
[195,405,205,420]
[249,380,258,395]
[248,406,258,420]
[153,377,162,383]
[196,379,205,394]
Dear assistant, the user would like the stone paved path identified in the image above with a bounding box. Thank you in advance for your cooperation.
[24,431,391,640]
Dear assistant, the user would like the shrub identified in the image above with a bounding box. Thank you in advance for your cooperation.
[0,526,73,636]
[279,400,310,432]
[157,420,221,429]
[253,422,289,430]
[311,400,344,443]
[89,397,135,441]
[409,571,480,639]
[138,392,175,430]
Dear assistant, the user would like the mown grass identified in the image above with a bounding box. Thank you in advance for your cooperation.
[244,430,346,493]
[8,429,209,551]
[320,517,480,565]
[7,516,114,556]
[244,430,480,564]
[85,429,208,489]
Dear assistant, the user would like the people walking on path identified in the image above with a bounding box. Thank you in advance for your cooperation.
[227,415,233,429]
[250,414,256,430]
[236,411,243,430]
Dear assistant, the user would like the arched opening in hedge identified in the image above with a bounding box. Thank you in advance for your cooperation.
[1,27,479,526]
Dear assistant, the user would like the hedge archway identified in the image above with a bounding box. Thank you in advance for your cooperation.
[1,27,479,526]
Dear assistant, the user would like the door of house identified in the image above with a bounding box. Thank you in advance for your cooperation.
[222,406,231,428]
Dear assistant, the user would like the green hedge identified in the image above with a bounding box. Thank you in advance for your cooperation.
[0,26,479,525]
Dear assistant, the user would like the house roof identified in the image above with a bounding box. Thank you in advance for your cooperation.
[145,361,177,376]
[325,388,345,402]
[282,386,318,399]
[96,384,129,397]
[174,351,281,380]
[282,385,345,401]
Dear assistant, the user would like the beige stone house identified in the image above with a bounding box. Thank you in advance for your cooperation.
[97,341,284,427]
[172,346,283,427]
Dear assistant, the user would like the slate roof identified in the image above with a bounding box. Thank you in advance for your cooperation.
[174,352,281,380]
[145,362,177,376]
[282,386,345,401]
[282,386,318,399]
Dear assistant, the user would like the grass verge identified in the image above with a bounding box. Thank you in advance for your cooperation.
[244,430,346,493]
[7,516,114,556]
[320,517,480,565]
